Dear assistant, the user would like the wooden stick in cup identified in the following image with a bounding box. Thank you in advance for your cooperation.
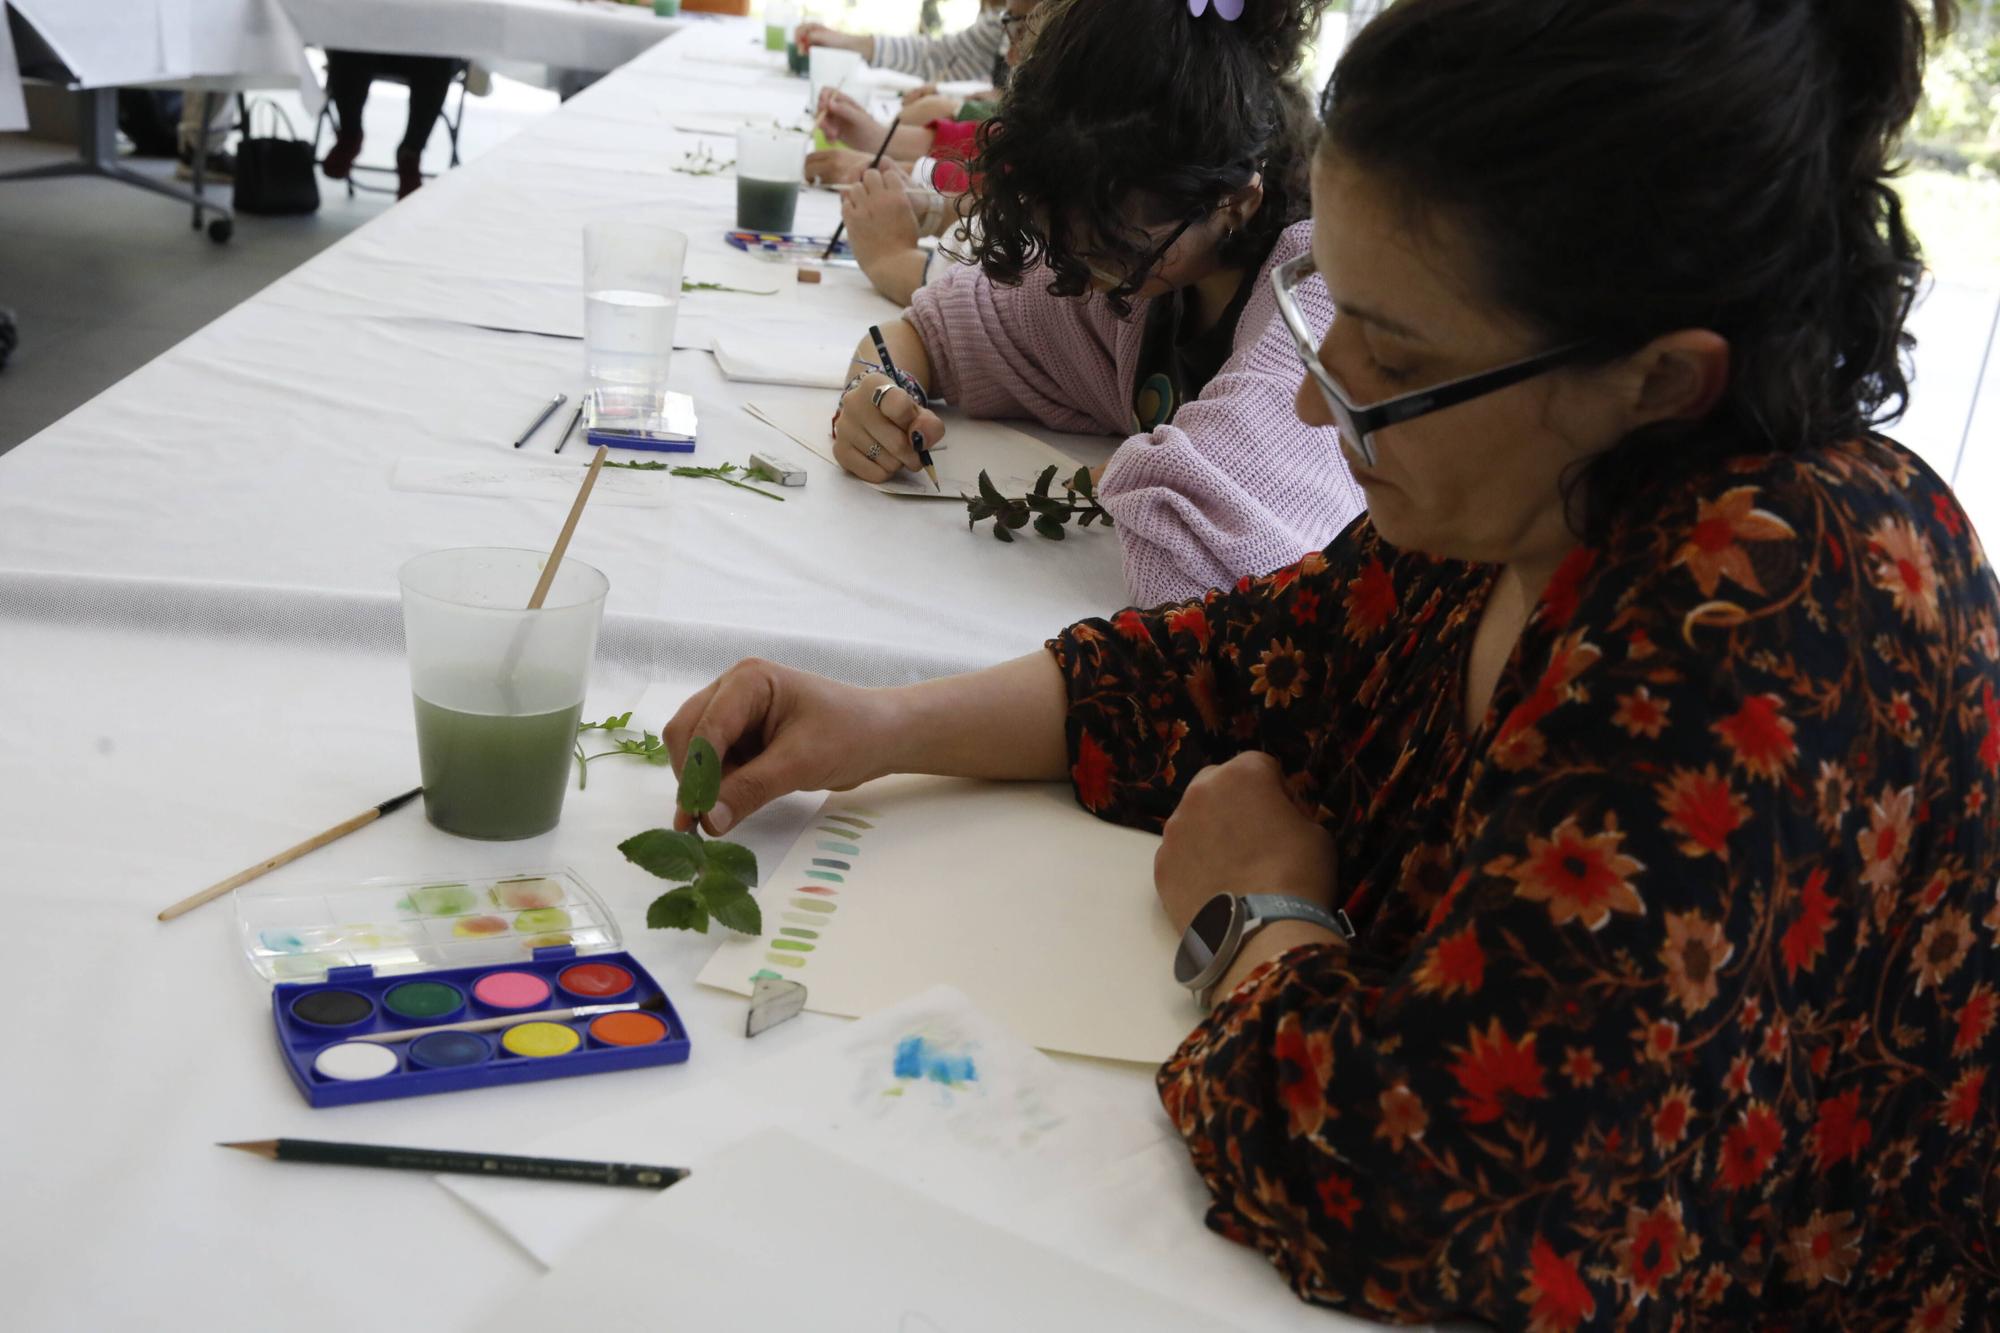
[157,786,424,922]
[528,444,609,610]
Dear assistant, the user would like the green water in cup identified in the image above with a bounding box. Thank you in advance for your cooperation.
[737,176,801,232]
[786,41,810,75]
[766,22,787,51]
[413,682,583,840]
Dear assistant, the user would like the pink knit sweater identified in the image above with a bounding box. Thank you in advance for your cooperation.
[906,221,1363,606]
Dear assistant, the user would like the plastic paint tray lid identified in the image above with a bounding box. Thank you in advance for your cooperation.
[234,868,622,983]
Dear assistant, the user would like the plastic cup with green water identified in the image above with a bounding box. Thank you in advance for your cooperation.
[399,548,608,841]
[735,127,809,232]
[765,2,795,51]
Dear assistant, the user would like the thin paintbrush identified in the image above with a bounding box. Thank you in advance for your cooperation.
[821,115,901,260]
[554,404,583,454]
[220,1138,689,1190]
[868,323,939,491]
[157,787,423,922]
[513,392,567,449]
[352,991,668,1045]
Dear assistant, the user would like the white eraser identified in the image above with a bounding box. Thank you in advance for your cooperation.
[749,450,807,486]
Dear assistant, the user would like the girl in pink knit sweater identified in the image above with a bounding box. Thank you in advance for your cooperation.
[830,0,1361,606]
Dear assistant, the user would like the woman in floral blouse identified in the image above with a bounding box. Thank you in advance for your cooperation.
[666,0,1994,1324]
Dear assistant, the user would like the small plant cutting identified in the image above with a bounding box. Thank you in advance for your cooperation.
[573,711,672,790]
[682,278,779,297]
[603,458,787,500]
[964,465,1113,542]
[618,737,762,935]
[671,143,733,177]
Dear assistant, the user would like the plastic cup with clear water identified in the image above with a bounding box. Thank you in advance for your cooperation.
[808,46,864,107]
[582,221,687,398]
[735,128,810,232]
[399,548,608,841]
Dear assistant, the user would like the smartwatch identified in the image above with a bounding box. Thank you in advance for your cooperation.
[1174,893,1355,1009]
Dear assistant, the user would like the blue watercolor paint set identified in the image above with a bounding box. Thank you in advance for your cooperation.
[236,870,690,1108]
[725,229,860,268]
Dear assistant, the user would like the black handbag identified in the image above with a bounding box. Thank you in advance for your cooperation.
[233,100,320,216]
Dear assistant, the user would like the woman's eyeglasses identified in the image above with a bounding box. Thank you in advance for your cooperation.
[1083,213,1200,298]
[1269,252,1589,468]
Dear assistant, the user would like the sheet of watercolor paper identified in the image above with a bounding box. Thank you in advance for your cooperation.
[479,1129,1238,1333]
[695,774,1193,1063]
[743,397,1089,500]
[444,985,1173,1266]
[389,457,670,506]
[710,332,854,389]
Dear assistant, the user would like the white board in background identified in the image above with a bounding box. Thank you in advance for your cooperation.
[711,333,853,389]
[696,774,1195,1065]
[743,397,1089,500]
[476,1128,1238,1333]
[389,457,669,507]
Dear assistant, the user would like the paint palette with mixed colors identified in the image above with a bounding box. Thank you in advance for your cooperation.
[237,869,618,982]
[237,870,689,1107]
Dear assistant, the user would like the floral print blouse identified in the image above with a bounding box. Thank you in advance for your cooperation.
[1048,436,1999,1328]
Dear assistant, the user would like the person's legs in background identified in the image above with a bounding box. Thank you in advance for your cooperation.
[321,50,375,180]
[175,88,235,183]
[383,55,457,199]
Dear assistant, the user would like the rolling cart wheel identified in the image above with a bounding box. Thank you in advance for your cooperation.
[207,217,234,244]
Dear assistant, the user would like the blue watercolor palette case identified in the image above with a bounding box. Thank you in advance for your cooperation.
[237,870,690,1108]
[724,229,860,268]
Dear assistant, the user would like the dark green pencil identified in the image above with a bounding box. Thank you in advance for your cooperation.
[222,1138,689,1190]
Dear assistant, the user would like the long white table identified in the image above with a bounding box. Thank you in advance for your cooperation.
[278,0,680,74]
[0,19,1390,1332]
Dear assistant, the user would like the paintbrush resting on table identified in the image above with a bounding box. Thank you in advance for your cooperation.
[156,786,423,922]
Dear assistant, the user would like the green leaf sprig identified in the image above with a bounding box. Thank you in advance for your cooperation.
[964,465,1113,543]
[573,711,673,790]
[603,459,786,501]
[681,279,779,297]
[619,736,763,936]
[671,143,734,177]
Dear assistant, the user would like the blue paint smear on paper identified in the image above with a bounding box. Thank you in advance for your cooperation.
[893,1035,978,1087]
[816,840,861,855]
[811,857,851,870]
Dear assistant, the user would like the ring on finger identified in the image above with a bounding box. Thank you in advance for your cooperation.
[865,441,884,461]
[871,383,895,409]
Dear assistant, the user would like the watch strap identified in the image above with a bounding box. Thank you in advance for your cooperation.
[1190,895,1356,1009]
[1241,895,1356,940]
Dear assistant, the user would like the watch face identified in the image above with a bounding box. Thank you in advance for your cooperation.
[1174,894,1238,986]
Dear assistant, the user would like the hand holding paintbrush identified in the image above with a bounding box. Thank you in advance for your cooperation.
[822,114,902,261]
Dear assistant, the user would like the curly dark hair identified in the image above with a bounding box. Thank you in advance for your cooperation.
[966,0,1330,315]
[1323,0,1955,541]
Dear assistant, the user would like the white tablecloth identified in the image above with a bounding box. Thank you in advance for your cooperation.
[278,0,680,72]
[6,0,310,89]
[0,21,1127,683]
[0,18,1399,1333]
